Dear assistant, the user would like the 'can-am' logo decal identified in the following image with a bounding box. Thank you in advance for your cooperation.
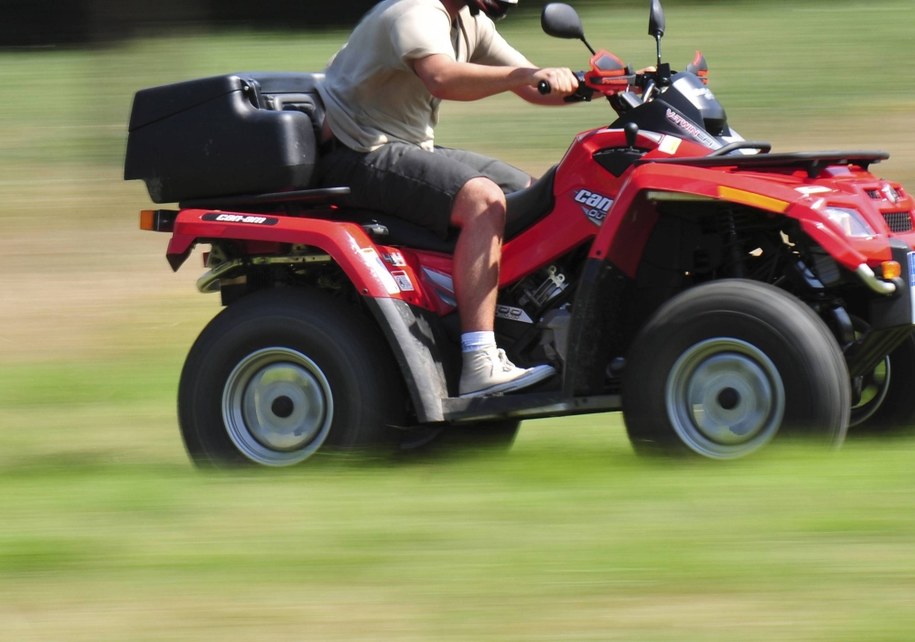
[203,213,278,225]
[574,189,614,226]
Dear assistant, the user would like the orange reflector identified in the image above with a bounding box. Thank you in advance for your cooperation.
[139,209,177,233]
[718,186,790,214]
[882,261,902,280]
[139,209,156,231]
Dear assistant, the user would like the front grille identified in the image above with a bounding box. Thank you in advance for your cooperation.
[883,211,913,233]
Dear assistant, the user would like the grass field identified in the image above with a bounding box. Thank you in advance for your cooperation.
[2,1,915,639]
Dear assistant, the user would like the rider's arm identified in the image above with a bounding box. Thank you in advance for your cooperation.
[412,54,577,105]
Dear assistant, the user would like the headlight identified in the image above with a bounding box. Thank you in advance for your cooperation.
[824,207,876,238]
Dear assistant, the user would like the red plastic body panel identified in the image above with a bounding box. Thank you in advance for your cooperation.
[166,209,429,302]
[159,123,915,317]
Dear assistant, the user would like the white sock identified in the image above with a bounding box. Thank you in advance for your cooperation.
[461,331,496,353]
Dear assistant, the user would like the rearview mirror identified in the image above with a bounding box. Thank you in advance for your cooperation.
[649,0,666,38]
[541,3,585,41]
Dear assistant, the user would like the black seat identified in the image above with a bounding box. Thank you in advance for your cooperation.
[359,165,558,252]
[505,165,557,238]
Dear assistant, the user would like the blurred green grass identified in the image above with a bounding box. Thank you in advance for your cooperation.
[2,418,915,640]
[1,1,915,639]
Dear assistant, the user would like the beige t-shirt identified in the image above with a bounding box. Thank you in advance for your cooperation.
[318,0,530,152]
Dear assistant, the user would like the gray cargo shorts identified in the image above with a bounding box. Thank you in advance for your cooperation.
[318,141,531,239]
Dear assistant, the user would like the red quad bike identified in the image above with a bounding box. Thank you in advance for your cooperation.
[125,0,915,466]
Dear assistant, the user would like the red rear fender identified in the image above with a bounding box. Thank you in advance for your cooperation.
[166,209,425,300]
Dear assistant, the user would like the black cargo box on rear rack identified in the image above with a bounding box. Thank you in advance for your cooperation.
[124,72,324,204]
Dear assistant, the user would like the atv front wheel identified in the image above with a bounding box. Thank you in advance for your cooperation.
[622,280,850,459]
[850,331,915,433]
[178,287,406,467]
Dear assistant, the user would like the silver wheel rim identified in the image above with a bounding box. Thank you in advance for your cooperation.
[666,338,785,459]
[222,347,333,466]
[849,355,891,428]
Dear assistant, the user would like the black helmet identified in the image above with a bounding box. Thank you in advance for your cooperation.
[467,0,518,20]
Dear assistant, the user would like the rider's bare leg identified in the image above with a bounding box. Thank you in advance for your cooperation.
[450,176,504,333]
[451,177,556,397]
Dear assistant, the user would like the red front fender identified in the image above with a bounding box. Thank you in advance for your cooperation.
[591,163,882,277]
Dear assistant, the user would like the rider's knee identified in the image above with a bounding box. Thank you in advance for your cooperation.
[452,177,506,228]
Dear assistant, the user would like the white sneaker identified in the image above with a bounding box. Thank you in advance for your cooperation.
[459,346,556,398]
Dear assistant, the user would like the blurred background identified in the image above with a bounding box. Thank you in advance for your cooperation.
[0,0,380,46]
[1,1,914,640]
[0,0,750,46]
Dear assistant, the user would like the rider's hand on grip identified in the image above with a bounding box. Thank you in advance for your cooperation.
[538,71,592,102]
[534,67,579,97]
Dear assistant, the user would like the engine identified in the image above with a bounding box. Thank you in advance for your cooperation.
[497,263,573,366]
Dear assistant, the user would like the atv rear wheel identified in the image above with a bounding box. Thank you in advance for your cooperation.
[622,280,850,459]
[178,287,406,467]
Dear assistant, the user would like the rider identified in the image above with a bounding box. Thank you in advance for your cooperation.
[317,0,580,397]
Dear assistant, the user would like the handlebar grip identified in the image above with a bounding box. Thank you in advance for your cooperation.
[537,80,551,95]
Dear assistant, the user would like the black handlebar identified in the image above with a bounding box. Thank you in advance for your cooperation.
[537,73,593,103]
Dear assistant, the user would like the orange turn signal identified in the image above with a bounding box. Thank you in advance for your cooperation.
[139,209,177,233]
[139,209,155,231]
[882,260,902,281]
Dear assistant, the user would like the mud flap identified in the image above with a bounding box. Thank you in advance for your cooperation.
[364,297,449,423]
[563,258,634,396]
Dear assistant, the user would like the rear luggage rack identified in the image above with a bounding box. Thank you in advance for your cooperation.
[178,186,350,210]
[641,150,890,178]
